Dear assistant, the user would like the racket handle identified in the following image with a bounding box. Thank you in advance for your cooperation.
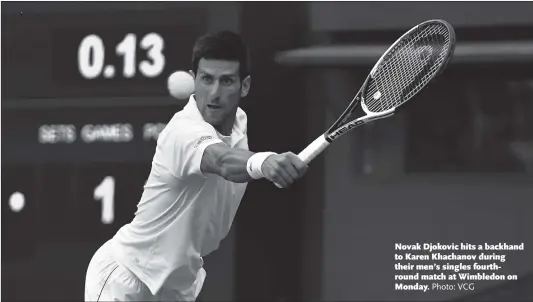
[274,134,330,188]
[297,134,330,164]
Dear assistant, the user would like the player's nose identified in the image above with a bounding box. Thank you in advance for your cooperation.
[208,81,221,98]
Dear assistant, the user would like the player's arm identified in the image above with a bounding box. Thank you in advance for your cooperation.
[201,143,255,183]
[201,143,308,187]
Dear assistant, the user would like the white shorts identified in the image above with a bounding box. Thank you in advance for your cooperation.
[84,240,205,301]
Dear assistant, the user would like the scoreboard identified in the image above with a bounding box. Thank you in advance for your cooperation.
[2,5,207,261]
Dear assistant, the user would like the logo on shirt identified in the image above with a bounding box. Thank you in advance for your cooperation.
[194,135,213,148]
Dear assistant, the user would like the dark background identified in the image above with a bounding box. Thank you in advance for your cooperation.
[2,2,533,301]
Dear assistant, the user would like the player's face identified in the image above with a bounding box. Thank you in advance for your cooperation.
[191,58,251,135]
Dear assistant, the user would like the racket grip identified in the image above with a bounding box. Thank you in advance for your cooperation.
[297,134,330,164]
[274,135,330,188]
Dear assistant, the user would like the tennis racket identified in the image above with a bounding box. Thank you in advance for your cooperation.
[275,19,456,188]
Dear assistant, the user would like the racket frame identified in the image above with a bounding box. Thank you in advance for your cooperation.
[274,19,456,187]
[323,19,455,146]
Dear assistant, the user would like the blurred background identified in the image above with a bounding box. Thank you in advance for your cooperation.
[2,1,533,301]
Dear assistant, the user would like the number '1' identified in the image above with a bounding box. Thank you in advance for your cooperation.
[94,176,115,224]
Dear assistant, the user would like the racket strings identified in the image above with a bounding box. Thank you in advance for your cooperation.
[380,25,448,107]
[367,25,449,111]
[364,24,451,113]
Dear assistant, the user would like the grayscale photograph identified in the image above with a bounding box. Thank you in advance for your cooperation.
[2,1,533,301]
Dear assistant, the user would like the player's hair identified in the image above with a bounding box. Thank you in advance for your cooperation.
[192,31,251,81]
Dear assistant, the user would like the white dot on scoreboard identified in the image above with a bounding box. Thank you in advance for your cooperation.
[103,65,115,78]
[9,191,25,212]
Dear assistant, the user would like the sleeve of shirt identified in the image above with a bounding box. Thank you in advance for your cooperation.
[167,121,224,179]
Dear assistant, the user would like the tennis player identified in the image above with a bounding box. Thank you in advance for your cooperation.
[84,31,308,301]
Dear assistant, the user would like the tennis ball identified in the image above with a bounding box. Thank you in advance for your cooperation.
[168,71,195,99]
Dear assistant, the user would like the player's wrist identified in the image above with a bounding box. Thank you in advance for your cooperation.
[247,152,277,179]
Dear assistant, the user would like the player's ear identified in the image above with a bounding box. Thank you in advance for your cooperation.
[240,75,251,98]
[189,70,196,79]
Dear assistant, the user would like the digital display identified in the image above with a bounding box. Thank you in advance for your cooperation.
[3,9,207,99]
[51,23,199,92]
[75,32,165,80]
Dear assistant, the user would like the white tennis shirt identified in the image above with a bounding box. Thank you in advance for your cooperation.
[111,95,248,297]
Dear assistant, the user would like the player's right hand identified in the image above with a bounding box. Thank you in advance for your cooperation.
[261,152,308,188]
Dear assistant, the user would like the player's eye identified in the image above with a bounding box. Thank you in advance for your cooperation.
[201,75,213,85]
[220,77,234,85]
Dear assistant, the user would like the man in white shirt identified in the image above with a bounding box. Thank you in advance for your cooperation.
[84,31,308,301]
